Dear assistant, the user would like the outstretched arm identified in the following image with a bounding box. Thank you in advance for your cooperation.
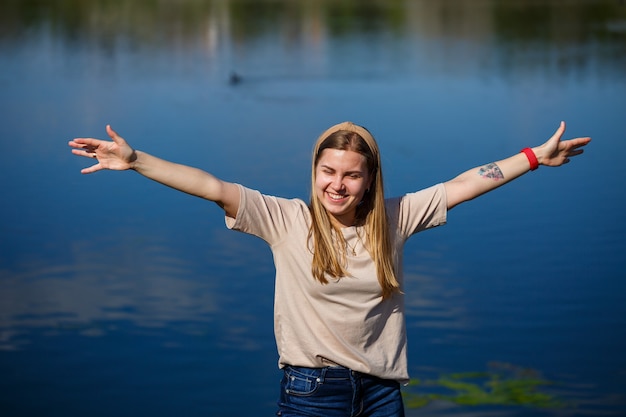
[444,121,591,210]
[68,125,240,217]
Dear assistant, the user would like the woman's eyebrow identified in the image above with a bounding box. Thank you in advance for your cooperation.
[319,164,363,175]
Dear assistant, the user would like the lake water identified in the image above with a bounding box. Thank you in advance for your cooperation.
[1,1,625,416]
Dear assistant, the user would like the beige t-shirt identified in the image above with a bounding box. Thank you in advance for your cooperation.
[225,183,447,383]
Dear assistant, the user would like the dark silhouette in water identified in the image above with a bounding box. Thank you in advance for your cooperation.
[229,71,242,85]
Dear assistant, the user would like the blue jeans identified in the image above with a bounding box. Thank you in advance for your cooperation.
[276,366,405,417]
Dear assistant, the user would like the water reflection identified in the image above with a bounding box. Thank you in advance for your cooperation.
[404,269,469,333]
[0,234,220,351]
[1,0,624,80]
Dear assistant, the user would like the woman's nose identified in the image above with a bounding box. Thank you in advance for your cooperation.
[331,175,344,190]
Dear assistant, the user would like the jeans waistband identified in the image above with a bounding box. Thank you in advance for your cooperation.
[284,365,359,382]
[323,366,356,379]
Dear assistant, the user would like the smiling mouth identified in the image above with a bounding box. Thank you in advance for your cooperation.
[326,192,348,202]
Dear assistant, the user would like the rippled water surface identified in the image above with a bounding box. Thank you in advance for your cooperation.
[1,1,625,416]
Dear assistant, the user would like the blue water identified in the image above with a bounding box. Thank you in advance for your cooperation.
[1,1,625,416]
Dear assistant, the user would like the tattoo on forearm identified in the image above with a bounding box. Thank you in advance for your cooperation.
[478,163,504,180]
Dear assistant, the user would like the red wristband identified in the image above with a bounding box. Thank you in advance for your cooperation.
[521,147,539,171]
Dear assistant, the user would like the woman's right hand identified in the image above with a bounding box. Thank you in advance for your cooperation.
[69,125,136,174]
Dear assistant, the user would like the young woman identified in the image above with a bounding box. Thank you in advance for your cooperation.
[69,121,590,416]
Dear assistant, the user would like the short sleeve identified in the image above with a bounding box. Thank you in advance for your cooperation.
[388,183,447,240]
[225,184,309,245]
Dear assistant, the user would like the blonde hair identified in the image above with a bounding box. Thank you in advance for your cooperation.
[308,122,399,299]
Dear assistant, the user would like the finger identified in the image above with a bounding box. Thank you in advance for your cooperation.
[571,136,592,148]
[106,124,125,145]
[569,149,585,157]
[551,121,566,140]
[561,137,591,154]
[69,138,100,149]
[70,148,83,156]
[71,148,98,158]
[80,163,102,174]
[544,122,566,153]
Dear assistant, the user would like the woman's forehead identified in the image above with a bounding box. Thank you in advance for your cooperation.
[316,148,368,170]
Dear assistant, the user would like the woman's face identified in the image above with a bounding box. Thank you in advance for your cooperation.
[314,148,372,228]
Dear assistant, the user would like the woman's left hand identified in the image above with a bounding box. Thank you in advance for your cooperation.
[534,121,592,167]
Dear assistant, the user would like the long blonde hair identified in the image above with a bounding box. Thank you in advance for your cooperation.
[308,122,399,299]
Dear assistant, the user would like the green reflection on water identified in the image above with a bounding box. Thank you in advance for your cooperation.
[2,0,624,42]
[2,0,624,81]
[403,362,564,409]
